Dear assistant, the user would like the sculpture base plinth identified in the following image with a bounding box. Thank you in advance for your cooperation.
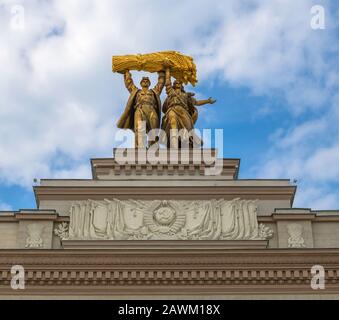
[61,240,268,250]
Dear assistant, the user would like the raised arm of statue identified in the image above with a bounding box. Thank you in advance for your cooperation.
[123,70,138,93]
[165,67,173,95]
[153,71,165,95]
[193,97,217,106]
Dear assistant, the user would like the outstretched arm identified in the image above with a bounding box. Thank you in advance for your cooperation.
[123,70,138,93]
[153,71,165,95]
[193,97,217,106]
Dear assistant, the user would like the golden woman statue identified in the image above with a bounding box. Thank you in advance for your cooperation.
[116,70,165,148]
[161,66,216,148]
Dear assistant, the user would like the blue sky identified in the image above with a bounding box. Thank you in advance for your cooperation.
[0,0,339,211]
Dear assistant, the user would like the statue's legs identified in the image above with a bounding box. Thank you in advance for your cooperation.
[148,110,159,146]
[134,106,160,148]
[134,109,147,148]
[167,110,179,149]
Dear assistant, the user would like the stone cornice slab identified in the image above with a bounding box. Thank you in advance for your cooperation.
[0,248,338,296]
[34,185,296,207]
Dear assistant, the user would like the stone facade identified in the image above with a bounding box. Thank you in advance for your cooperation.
[0,149,339,298]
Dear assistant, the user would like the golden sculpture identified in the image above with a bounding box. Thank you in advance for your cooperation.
[116,70,165,148]
[112,51,216,148]
[112,51,197,86]
[161,66,216,148]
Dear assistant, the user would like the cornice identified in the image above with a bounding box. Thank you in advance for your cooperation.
[34,185,296,207]
[0,248,338,295]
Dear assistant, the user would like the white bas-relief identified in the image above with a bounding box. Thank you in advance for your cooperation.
[287,223,306,248]
[55,198,273,241]
[54,222,69,240]
[25,223,44,248]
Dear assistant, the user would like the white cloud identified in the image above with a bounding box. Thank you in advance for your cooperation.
[254,97,339,209]
[294,184,339,210]
[0,201,12,211]
[277,119,327,149]
[51,163,92,180]
[304,145,339,181]
[197,0,337,113]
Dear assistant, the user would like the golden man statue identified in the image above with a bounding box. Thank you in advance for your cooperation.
[116,70,165,148]
[112,51,216,148]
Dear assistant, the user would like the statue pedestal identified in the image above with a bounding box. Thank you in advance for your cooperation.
[90,148,239,179]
